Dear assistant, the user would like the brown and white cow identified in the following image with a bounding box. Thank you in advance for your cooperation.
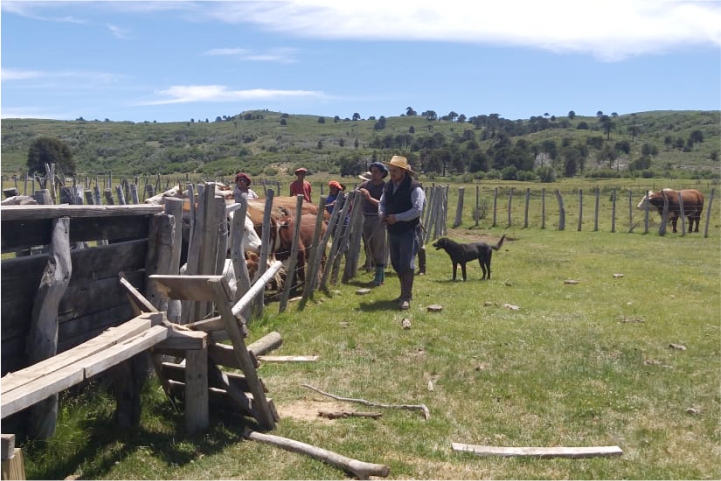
[637,188,704,233]
[269,211,328,290]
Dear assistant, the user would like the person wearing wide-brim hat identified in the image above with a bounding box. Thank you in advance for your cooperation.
[234,172,259,202]
[357,162,390,285]
[378,155,425,309]
[290,167,312,203]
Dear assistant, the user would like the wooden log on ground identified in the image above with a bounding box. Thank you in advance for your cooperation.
[318,411,382,419]
[451,442,623,459]
[245,430,390,480]
[247,332,283,356]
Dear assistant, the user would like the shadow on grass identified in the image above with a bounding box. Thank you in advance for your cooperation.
[357,299,401,312]
[28,400,257,480]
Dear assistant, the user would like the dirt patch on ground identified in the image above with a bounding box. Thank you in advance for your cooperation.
[276,399,351,422]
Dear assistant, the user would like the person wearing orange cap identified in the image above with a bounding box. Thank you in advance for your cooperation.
[290,167,312,202]
[233,172,258,202]
[325,180,345,215]
[379,155,425,310]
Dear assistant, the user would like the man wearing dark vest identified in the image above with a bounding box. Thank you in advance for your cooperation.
[379,155,426,310]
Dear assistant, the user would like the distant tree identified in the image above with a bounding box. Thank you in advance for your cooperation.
[354,138,360,149]
[406,107,417,116]
[280,118,287,126]
[333,116,340,123]
[423,110,437,121]
[215,116,222,122]
[339,138,345,147]
[611,112,618,117]
[544,113,549,117]
[689,130,704,144]
[409,126,415,134]
[628,124,640,141]
[641,143,658,157]
[664,135,673,149]
[550,115,556,122]
[577,121,589,130]
[448,111,458,122]
[190,118,195,123]
[352,113,361,121]
[76,117,85,122]
[598,115,614,140]
[318,116,325,124]
[600,144,618,169]
[614,140,631,155]
[596,111,603,118]
[373,116,387,131]
[710,150,719,162]
[317,140,323,149]
[27,137,75,175]
[568,111,576,119]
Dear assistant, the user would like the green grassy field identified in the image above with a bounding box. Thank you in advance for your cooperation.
[17,178,720,480]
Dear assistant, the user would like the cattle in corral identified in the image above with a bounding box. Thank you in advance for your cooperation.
[269,212,328,290]
[637,188,704,233]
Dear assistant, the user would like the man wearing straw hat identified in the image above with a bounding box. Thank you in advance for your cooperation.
[358,162,389,286]
[379,155,426,310]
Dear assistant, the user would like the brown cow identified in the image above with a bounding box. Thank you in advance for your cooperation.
[637,188,704,233]
[270,212,328,290]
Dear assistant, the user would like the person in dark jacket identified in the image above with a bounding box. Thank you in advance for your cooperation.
[357,162,389,286]
[378,155,426,310]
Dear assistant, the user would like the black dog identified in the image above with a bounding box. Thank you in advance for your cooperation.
[432,235,506,281]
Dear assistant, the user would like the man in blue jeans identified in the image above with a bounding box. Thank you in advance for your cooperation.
[379,155,426,310]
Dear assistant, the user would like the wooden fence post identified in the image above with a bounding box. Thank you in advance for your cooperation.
[555,189,565,231]
[611,188,617,233]
[453,187,464,228]
[594,188,600,232]
[475,185,480,227]
[524,188,530,228]
[578,189,583,231]
[27,216,71,439]
[678,190,686,236]
[279,195,305,312]
[628,190,634,232]
[343,192,365,283]
[541,188,546,229]
[492,187,498,228]
[704,188,714,238]
[507,188,514,227]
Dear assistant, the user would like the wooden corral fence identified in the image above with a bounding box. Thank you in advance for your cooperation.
[450,185,716,238]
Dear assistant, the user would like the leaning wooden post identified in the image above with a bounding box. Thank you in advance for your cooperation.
[524,188,530,228]
[301,196,328,304]
[555,189,565,231]
[130,183,140,204]
[343,192,365,283]
[492,187,498,228]
[643,190,650,234]
[103,188,115,205]
[229,201,252,320]
[611,188,617,233]
[541,188,546,229]
[254,189,275,318]
[33,189,53,206]
[279,195,305,312]
[453,187,464,228]
[116,185,127,205]
[578,189,583,231]
[164,197,184,322]
[27,216,71,439]
[594,188,600,232]
[704,188,715,238]
[678,190,686,236]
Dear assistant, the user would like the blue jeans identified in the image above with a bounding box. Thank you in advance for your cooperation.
[388,227,418,275]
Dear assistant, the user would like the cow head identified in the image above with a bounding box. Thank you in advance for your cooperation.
[637,189,672,210]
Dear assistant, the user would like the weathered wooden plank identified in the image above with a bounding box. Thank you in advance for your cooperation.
[2,313,161,394]
[184,347,209,434]
[57,305,136,351]
[0,204,163,221]
[144,213,176,312]
[1,215,151,252]
[1,448,25,480]
[153,328,207,350]
[149,275,224,301]
[58,270,145,322]
[160,361,266,394]
[208,342,259,370]
[1,434,14,461]
[450,443,623,458]
[257,355,319,363]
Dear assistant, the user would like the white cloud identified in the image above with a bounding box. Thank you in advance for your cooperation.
[2,68,124,84]
[2,69,44,80]
[197,0,721,61]
[0,106,73,120]
[1,1,86,24]
[107,24,131,40]
[203,47,299,63]
[140,85,326,105]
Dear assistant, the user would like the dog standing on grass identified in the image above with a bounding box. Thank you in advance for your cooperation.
[432,235,506,281]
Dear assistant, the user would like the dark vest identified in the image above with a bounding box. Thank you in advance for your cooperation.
[361,180,385,215]
[384,175,421,234]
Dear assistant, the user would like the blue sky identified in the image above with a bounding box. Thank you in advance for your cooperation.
[2,1,720,123]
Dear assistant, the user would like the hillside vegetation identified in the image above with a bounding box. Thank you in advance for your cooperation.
[1,110,719,182]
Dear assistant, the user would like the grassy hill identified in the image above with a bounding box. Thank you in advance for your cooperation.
[1,110,719,181]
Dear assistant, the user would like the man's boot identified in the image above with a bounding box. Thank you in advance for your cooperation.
[372,266,385,286]
[417,247,426,275]
[399,271,414,310]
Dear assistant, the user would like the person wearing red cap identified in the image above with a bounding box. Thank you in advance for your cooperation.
[290,167,312,202]
[325,180,345,215]
[234,172,258,202]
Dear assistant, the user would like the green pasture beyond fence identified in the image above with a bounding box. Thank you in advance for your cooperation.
[2,173,718,237]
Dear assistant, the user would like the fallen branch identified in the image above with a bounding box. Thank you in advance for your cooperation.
[318,410,382,420]
[244,430,390,479]
[301,384,430,419]
[451,442,623,459]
